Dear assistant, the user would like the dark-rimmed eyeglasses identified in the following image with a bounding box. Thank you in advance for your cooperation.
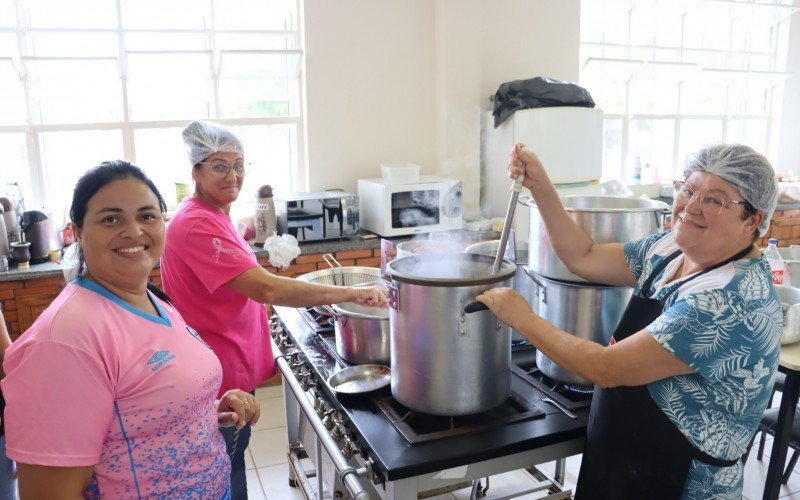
[673,181,754,216]
[200,160,247,177]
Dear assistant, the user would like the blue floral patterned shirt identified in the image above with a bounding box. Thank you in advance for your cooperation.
[624,231,782,499]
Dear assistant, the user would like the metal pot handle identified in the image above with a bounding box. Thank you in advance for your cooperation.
[522,266,547,304]
[656,207,671,230]
[322,253,344,286]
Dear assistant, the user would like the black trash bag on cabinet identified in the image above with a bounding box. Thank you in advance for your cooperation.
[492,76,595,128]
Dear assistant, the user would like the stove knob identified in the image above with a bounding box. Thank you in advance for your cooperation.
[330,424,344,442]
[322,409,335,430]
[298,372,313,392]
[340,435,358,459]
[314,394,326,413]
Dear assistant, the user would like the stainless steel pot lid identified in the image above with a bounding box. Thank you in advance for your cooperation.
[387,253,515,286]
[327,364,391,394]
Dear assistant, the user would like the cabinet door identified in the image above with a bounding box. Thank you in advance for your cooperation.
[17,292,59,334]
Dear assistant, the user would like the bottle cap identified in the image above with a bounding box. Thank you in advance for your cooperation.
[769,238,778,245]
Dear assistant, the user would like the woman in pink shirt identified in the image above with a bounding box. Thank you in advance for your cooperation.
[2,161,260,498]
[160,120,386,498]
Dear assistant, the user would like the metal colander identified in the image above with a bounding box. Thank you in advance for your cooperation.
[295,253,382,288]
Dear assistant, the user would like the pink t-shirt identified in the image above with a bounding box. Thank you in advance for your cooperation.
[1,278,230,498]
[161,197,275,396]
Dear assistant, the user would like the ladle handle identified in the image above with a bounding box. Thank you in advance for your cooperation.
[491,174,525,275]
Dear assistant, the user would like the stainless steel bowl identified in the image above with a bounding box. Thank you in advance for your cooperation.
[327,364,391,394]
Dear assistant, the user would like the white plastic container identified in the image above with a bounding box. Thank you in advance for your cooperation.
[765,238,786,286]
[380,163,420,184]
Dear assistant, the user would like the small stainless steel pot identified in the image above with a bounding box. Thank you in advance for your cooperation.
[327,302,391,365]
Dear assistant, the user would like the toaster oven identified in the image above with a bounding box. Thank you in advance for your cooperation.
[358,176,463,237]
[275,191,359,242]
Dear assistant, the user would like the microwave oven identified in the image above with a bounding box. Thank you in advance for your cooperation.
[274,191,359,242]
[358,176,463,237]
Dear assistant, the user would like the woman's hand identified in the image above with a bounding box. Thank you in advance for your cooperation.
[508,142,547,191]
[351,285,388,307]
[475,287,534,331]
[216,390,260,428]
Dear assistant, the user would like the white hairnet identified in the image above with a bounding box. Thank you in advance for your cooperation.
[683,143,778,236]
[181,120,244,166]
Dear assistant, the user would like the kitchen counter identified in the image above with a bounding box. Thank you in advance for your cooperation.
[0,229,500,283]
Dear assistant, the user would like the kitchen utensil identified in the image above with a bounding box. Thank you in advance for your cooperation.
[295,254,382,316]
[464,174,524,313]
[525,267,632,386]
[10,241,31,268]
[528,195,669,282]
[529,384,577,419]
[326,300,390,365]
[327,364,391,394]
[385,252,515,415]
[21,210,49,264]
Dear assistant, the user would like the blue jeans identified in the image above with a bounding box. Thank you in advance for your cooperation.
[0,435,16,500]
[219,418,253,499]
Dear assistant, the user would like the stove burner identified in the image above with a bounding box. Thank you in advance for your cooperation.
[374,393,544,445]
[564,384,594,394]
[298,307,335,335]
[511,364,593,412]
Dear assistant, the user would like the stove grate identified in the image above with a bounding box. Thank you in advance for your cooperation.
[373,392,544,445]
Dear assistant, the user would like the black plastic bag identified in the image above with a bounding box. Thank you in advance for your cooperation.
[493,76,595,128]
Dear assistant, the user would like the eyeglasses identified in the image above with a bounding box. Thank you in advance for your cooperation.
[200,160,247,177]
[673,181,754,216]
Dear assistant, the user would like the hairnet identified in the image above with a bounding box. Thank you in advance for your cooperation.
[181,120,244,166]
[683,143,778,236]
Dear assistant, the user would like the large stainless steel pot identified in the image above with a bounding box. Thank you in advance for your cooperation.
[528,196,669,283]
[327,302,390,365]
[386,253,516,415]
[526,268,632,386]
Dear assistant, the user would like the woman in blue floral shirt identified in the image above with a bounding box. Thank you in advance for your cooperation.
[477,143,782,499]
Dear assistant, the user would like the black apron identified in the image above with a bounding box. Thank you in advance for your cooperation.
[575,245,753,500]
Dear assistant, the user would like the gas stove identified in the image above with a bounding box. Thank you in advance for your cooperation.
[272,305,589,499]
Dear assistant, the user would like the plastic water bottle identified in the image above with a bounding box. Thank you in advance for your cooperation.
[765,238,786,285]
[632,156,642,184]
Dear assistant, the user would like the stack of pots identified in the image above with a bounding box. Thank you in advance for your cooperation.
[527,195,669,386]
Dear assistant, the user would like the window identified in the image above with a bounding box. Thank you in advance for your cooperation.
[0,0,304,229]
[580,0,795,183]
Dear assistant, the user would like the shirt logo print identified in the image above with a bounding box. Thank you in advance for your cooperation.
[212,238,243,262]
[147,349,176,371]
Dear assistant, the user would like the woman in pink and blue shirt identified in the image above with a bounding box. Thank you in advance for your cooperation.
[2,160,259,498]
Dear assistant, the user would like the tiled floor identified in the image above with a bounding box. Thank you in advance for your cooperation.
[246,386,800,499]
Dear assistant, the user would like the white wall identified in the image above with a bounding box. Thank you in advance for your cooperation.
[303,0,580,217]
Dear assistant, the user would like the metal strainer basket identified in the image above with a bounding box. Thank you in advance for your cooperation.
[295,254,383,315]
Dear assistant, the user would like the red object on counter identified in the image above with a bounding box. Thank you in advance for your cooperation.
[61,223,74,246]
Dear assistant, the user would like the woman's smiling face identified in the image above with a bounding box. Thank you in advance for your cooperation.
[671,171,760,259]
[74,176,165,291]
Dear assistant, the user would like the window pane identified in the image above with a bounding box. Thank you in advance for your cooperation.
[22,0,117,29]
[39,130,124,213]
[677,119,723,173]
[133,127,192,210]
[120,0,212,29]
[628,119,674,182]
[24,32,119,57]
[219,51,300,118]
[125,33,209,52]
[727,119,767,153]
[0,134,33,203]
[26,58,123,124]
[0,33,18,59]
[601,119,622,181]
[0,59,26,125]
[213,0,298,31]
[680,80,728,115]
[0,0,14,28]
[228,124,297,220]
[126,52,213,121]
[215,33,299,51]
